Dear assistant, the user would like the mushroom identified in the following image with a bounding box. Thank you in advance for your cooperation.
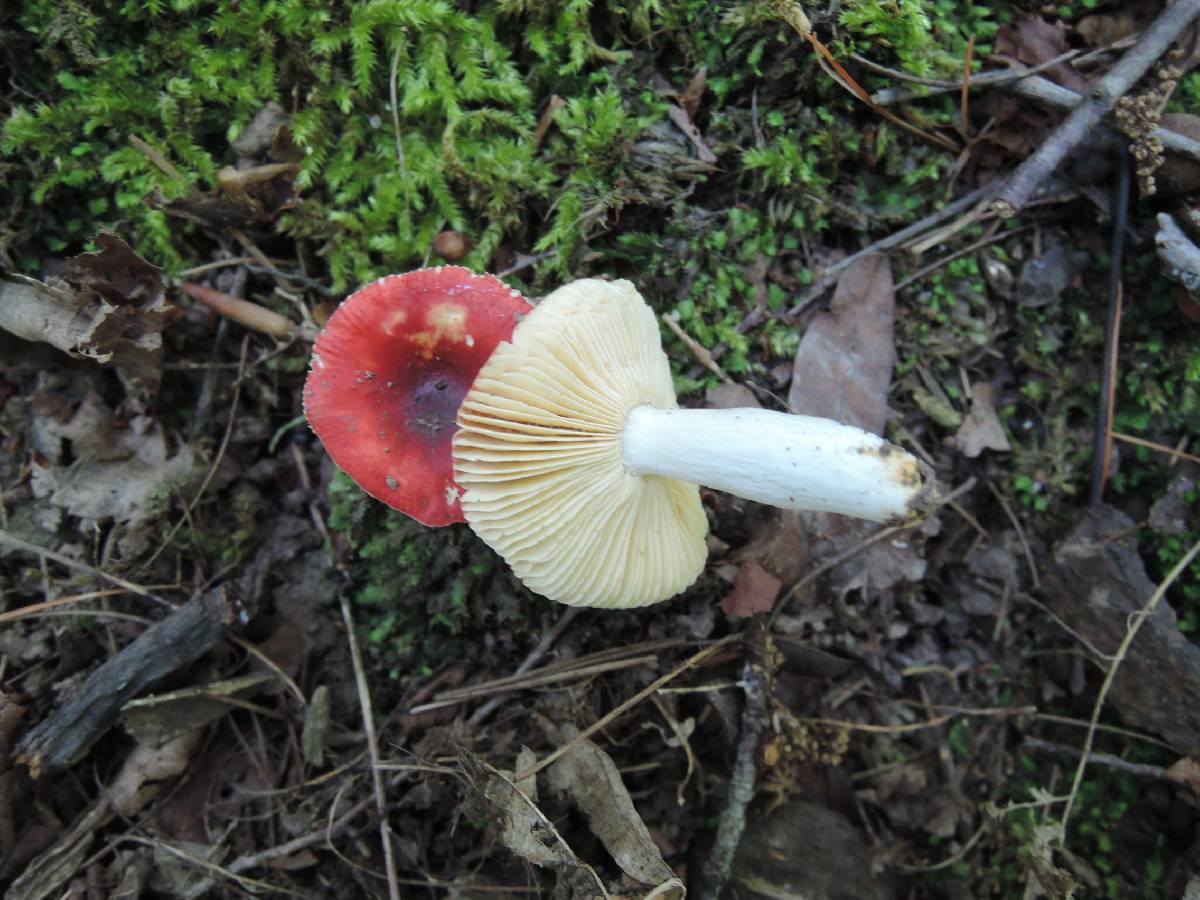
[303,266,531,526]
[452,278,938,608]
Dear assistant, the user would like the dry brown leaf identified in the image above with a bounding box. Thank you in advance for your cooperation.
[705,382,760,409]
[953,383,1011,457]
[785,254,930,592]
[789,253,895,433]
[470,753,610,897]
[0,234,175,374]
[548,731,681,895]
[109,730,204,817]
[993,14,1088,93]
[1166,757,1200,791]
[679,66,707,119]
[721,560,782,618]
[666,103,717,163]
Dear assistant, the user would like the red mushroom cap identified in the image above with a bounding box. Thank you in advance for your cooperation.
[303,267,531,526]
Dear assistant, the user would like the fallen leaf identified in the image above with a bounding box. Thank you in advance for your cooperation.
[0,234,175,375]
[705,382,760,409]
[1076,10,1144,46]
[784,255,931,594]
[954,383,1011,457]
[29,392,195,538]
[721,560,782,617]
[121,674,271,745]
[789,253,894,433]
[679,66,707,119]
[467,752,609,897]
[1165,757,1200,791]
[993,14,1088,93]
[110,730,204,817]
[548,731,681,893]
[666,104,717,163]
[301,685,331,767]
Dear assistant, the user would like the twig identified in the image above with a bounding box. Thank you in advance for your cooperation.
[661,313,733,383]
[1112,431,1200,465]
[338,591,401,900]
[697,621,770,900]
[895,819,989,873]
[893,223,1030,292]
[959,37,974,143]
[0,531,162,601]
[14,588,239,778]
[1024,737,1167,780]
[1057,533,1200,840]
[986,481,1040,590]
[389,41,411,217]
[144,335,249,569]
[228,796,373,873]
[874,66,1200,163]
[787,184,1000,312]
[406,655,657,718]
[1091,153,1130,504]
[514,637,736,782]
[468,606,580,727]
[0,588,132,625]
[771,478,977,624]
[992,0,1200,217]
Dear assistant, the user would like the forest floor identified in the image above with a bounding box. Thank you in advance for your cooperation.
[2,1,1200,898]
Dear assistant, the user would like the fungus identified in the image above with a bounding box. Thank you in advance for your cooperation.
[303,266,531,526]
[453,278,938,608]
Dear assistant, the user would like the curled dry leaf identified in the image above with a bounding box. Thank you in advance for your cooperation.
[721,560,782,618]
[29,392,195,540]
[0,233,175,373]
[468,752,610,898]
[156,161,300,229]
[547,730,682,895]
[953,383,1011,458]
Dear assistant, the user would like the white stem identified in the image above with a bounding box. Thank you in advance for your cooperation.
[621,406,935,523]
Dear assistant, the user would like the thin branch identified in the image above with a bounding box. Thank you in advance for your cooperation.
[787,185,1001,313]
[513,637,736,783]
[993,0,1200,216]
[0,531,162,602]
[1091,154,1130,504]
[1058,533,1200,840]
[696,635,768,900]
[339,592,401,900]
[1112,430,1200,464]
[468,606,581,726]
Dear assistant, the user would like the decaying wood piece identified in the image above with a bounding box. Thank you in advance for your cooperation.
[13,587,244,779]
[1156,212,1200,297]
[1042,505,1200,753]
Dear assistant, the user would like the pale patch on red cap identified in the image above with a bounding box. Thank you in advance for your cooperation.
[303,266,531,526]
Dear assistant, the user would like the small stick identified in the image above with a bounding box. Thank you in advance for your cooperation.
[1024,736,1168,780]
[992,0,1200,217]
[180,281,299,339]
[787,184,1000,313]
[339,592,401,900]
[1091,154,1130,504]
[876,68,1200,162]
[1057,533,1200,840]
[661,313,733,383]
[959,36,974,143]
[986,480,1041,590]
[696,621,769,900]
[514,637,736,782]
[1112,431,1200,465]
[0,531,161,601]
